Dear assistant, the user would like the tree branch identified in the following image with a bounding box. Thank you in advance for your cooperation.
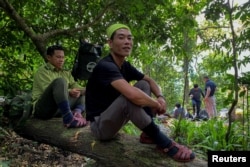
[0,0,115,59]
[42,1,115,39]
[0,0,36,39]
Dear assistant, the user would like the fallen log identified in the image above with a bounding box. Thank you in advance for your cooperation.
[14,118,207,167]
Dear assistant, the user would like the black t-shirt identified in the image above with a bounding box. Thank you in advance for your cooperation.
[189,88,204,101]
[205,80,216,96]
[85,54,144,121]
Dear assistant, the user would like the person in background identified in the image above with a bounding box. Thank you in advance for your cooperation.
[173,103,193,119]
[32,45,87,128]
[203,75,217,118]
[188,84,204,118]
[173,103,186,119]
[85,23,195,162]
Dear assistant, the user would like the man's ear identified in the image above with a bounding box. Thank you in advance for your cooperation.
[46,55,51,61]
[107,39,113,49]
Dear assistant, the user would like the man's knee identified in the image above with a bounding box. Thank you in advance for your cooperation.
[49,78,68,91]
[54,78,66,82]
[134,80,150,90]
[52,78,67,85]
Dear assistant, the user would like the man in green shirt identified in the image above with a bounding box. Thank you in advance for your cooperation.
[32,45,87,128]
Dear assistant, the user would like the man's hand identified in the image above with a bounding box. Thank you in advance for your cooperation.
[156,97,166,115]
[204,97,208,102]
[69,88,82,98]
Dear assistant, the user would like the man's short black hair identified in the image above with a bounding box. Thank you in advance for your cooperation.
[203,75,209,79]
[194,84,198,88]
[175,103,181,108]
[47,45,64,56]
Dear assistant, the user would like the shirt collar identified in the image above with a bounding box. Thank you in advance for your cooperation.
[45,62,62,71]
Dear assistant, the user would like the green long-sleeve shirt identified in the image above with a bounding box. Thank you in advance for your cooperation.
[32,63,82,104]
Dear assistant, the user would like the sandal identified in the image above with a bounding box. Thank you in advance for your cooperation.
[157,141,195,162]
[65,114,87,128]
[73,111,84,118]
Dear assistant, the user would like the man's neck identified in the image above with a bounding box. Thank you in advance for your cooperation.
[111,53,125,69]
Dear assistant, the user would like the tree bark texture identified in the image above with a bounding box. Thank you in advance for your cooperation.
[15,118,207,167]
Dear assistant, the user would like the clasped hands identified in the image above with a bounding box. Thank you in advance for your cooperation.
[154,97,166,115]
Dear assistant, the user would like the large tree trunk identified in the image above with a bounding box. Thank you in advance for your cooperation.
[15,118,207,167]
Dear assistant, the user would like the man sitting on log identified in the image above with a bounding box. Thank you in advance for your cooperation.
[85,23,195,162]
[32,45,87,128]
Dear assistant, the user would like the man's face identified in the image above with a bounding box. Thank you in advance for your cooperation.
[47,50,65,70]
[108,28,133,57]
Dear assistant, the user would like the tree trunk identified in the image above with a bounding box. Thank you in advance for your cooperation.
[15,118,207,167]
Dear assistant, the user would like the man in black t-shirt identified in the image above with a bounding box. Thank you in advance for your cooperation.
[85,23,195,162]
[188,84,204,118]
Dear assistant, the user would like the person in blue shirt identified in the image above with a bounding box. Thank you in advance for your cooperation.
[203,76,217,118]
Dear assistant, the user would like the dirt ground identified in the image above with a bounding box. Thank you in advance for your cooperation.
[0,117,96,167]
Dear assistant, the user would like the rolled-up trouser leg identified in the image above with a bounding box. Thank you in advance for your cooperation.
[90,95,152,140]
[90,94,172,149]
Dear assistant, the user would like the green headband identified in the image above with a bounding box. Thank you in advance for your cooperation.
[106,23,130,39]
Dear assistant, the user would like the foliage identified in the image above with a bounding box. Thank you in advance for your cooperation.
[122,118,162,136]
[122,121,141,136]
[170,118,250,160]
[123,115,250,160]
[1,0,249,108]
[1,0,250,161]
[3,91,32,128]
[239,71,250,87]
[0,46,37,96]
[129,42,184,109]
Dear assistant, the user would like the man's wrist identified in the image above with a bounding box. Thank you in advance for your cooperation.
[156,94,165,100]
[80,89,85,95]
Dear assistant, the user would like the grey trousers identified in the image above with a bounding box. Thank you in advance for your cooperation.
[34,78,85,119]
[90,80,152,140]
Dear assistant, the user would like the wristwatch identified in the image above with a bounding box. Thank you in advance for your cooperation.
[157,94,165,100]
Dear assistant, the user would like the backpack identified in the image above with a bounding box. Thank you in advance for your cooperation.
[3,91,32,128]
[72,40,102,81]
[199,109,209,120]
